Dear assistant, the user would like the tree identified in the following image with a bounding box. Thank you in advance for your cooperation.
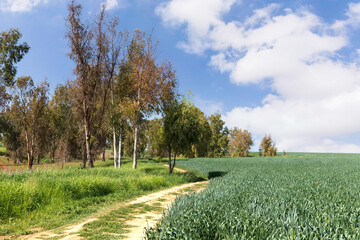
[10,76,49,169]
[0,28,30,86]
[0,29,30,134]
[260,134,277,157]
[1,115,22,164]
[123,29,176,169]
[48,84,80,165]
[163,99,201,173]
[229,128,253,157]
[66,1,121,168]
[188,108,210,158]
[147,118,166,159]
[208,113,229,158]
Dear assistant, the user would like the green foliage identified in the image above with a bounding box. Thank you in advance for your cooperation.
[208,113,229,158]
[260,134,277,157]
[147,118,167,159]
[191,108,211,158]
[0,28,30,86]
[163,99,201,157]
[147,154,360,239]
[229,128,253,157]
[0,159,198,235]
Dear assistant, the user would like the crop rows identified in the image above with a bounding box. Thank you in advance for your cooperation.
[146,154,360,239]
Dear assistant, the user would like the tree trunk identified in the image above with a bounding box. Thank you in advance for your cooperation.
[168,145,172,174]
[84,123,93,168]
[133,122,138,169]
[25,132,33,170]
[113,128,117,168]
[171,153,176,173]
[102,148,106,162]
[37,154,41,165]
[62,155,66,169]
[82,140,87,168]
[28,152,33,170]
[118,130,122,168]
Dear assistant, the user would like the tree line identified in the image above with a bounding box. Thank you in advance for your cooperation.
[0,1,277,172]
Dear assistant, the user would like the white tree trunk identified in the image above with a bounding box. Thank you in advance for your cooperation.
[113,128,117,168]
[133,123,138,169]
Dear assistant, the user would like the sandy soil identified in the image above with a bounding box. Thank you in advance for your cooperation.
[123,181,207,240]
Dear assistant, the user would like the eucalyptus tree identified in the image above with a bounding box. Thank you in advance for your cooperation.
[260,134,277,157]
[122,29,176,169]
[48,84,80,164]
[0,28,30,86]
[10,76,49,169]
[229,128,253,157]
[208,113,229,157]
[66,0,126,168]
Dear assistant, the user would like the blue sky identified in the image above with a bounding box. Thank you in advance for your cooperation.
[1,0,360,153]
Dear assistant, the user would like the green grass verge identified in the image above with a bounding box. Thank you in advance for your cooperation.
[146,153,360,239]
[0,158,200,236]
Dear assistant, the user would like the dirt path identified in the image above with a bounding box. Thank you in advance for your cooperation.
[14,179,207,240]
[123,181,207,240]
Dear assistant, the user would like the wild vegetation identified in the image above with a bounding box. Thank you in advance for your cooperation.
[147,154,360,239]
[0,158,199,235]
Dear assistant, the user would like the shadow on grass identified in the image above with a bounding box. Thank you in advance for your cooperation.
[208,171,227,179]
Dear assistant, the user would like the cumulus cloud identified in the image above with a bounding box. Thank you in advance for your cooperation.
[156,0,237,54]
[157,1,360,152]
[0,0,48,12]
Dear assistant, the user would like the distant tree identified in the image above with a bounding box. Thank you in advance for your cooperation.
[208,113,229,158]
[260,134,277,157]
[163,99,201,173]
[48,84,79,165]
[229,128,253,157]
[189,108,211,158]
[147,118,167,159]
[1,116,22,164]
[0,28,30,86]
[10,76,49,169]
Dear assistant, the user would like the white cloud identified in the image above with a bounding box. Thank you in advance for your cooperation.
[156,0,238,54]
[0,0,48,12]
[157,1,360,152]
[102,0,119,10]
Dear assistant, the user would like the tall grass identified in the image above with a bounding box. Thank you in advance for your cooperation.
[0,158,199,235]
[147,153,360,239]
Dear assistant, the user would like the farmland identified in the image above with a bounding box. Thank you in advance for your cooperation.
[146,153,360,239]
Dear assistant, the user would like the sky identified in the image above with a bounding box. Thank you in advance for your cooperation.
[1,0,360,153]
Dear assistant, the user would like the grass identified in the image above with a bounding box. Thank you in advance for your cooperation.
[146,153,360,239]
[0,158,200,236]
[79,202,163,240]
